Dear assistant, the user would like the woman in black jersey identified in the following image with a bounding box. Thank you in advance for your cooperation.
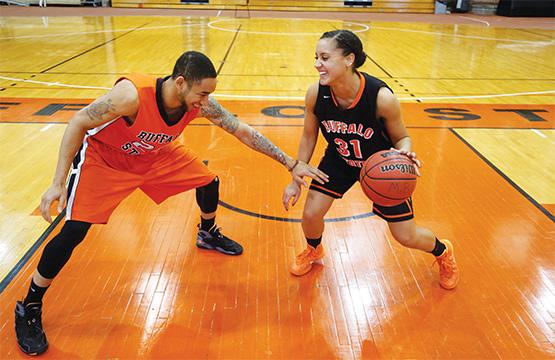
[282,30,459,290]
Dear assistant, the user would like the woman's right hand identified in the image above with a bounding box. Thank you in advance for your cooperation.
[282,181,302,211]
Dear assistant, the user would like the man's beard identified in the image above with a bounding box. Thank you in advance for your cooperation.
[179,88,190,112]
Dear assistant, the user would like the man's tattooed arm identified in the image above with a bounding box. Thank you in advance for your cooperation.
[49,84,136,192]
[250,129,289,167]
[80,79,137,128]
[85,97,116,123]
[202,96,294,169]
[201,97,240,134]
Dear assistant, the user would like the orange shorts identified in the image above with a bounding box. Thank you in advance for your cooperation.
[65,138,216,224]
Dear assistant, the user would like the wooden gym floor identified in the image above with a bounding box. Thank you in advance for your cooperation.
[0,6,554,359]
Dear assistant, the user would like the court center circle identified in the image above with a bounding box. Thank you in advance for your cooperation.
[207,18,369,35]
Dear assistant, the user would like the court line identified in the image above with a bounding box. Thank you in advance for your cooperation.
[2,18,547,45]
[207,18,370,35]
[517,29,554,40]
[1,75,554,101]
[218,200,374,223]
[365,54,392,78]
[206,19,551,45]
[5,71,553,81]
[0,195,374,294]
[2,122,550,132]
[2,41,553,296]
[210,90,555,101]
[40,124,54,132]
[0,23,205,40]
[0,76,110,90]
[217,24,242,75]
[196,159,370,225]
[0,211,65,294]
[496,41,554,51]
[450,129,554,223]
[458,16,490,27]
[41,23,150,73]
[398,90,555,102]
[531,129,547,138]
[368,25,554,45]
[1,126,551,293]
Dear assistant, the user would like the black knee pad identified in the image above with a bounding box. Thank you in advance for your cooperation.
[37,220,91,279]
[196,176,219,213]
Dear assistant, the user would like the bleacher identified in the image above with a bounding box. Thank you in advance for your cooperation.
[111,0,436,14]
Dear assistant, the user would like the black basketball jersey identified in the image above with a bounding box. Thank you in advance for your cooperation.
[313,72,394,168]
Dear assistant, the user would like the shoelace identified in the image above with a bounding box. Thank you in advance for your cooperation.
[296,247,313,262]
[432,253,456,275]
[210,227,236,247]
[211,227,222,235]
[25,314,43,336]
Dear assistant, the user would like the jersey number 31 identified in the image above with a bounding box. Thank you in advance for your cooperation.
[334,138,362,159]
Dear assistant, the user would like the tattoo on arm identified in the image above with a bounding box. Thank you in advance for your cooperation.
[203,97,240,134]
[85,98,114,122]
[251,129,288,166]
[202,97,288,166]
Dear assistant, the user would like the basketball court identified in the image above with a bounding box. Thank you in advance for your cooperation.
[0,6,554,359]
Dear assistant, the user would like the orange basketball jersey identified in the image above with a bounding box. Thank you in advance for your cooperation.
[87,73,199,157]
[65,74,214,223]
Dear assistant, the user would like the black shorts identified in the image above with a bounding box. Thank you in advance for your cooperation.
[309,151,414,223]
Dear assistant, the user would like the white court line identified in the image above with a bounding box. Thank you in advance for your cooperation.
[212,93,303,100]
[2,18,545,45]
[531,129,547,138]
[207,18,551,44]
[207,18,369,35]
[459,16,491,27]
[1,75,554,102]
[40,124,54,132]
[191,90,555,101]
[1,18,547,46]
[397,90,555,101]
[0,23,203,40]
[369,25,552,44]
[0,76,111,90]
[216,10,222,17]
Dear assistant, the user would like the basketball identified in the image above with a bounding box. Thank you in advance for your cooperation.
[359,150,418,206]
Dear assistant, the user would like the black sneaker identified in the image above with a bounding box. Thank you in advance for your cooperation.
[15,301,49,356]
[196,225,243,255]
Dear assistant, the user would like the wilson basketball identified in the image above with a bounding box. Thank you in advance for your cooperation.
[359,150,417,206]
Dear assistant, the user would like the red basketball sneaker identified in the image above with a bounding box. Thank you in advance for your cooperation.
[434,239,459,290]
[290,244,325,276]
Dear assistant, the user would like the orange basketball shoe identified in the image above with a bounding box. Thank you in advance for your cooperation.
[434,239,459,290]
[290,244,325,276]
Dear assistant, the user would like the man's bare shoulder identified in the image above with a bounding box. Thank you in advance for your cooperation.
[112,79,139,103]
[108,79,139,116]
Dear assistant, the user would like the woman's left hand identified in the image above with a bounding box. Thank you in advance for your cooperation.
[390,148,422,176]
[282,182,302,211]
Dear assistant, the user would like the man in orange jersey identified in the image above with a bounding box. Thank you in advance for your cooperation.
[14,51,329,356]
